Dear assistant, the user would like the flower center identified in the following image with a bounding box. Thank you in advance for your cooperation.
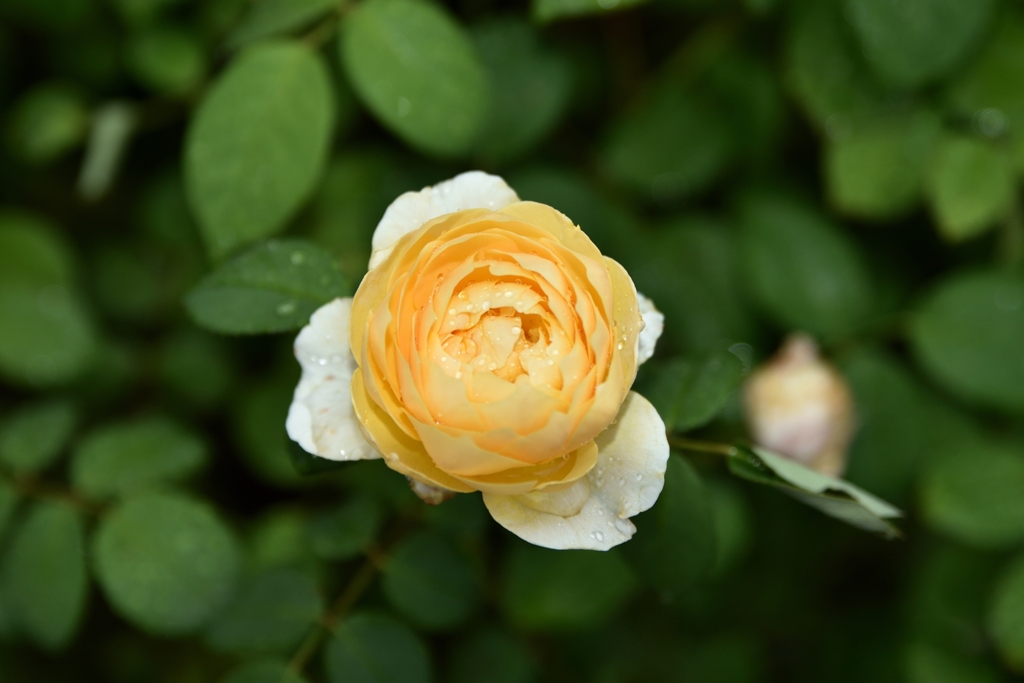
[434,279,572,389]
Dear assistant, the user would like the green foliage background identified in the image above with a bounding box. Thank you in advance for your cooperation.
[1,0,1024,680]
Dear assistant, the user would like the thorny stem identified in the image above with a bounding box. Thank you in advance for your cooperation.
[668,436,737,458]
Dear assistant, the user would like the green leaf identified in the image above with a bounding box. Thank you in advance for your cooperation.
[920,442,1024,548]
[615,216,754,353]
[825,110,940,220]
[228,0,340,48]
[0,480,17,542]
[448,628,538,683]
[185,238,347,334]
[381,530,482,631]
[602,86,734,204]
[93,491,241,635]
[220,659,308,683]
[926,136,1014,242]
[738,192,874,341]
[3,502,87,650]
[500,542,637,632]
[307,494,383,560]
[340,0,487,157]
[644,350,744,433]
[707,480,751,576]
[623,457,717,595]
[324,612,431,683]
[205,568,323,654]
[156,328,235,410]
[946,17,1024,172]
[989,554,1024,672]
[784,0,881,126]
[846,0,996,89]
[111,0,184,26]
[126,28,205,95]
[727,445,902,537]
[0,399,76,473]
[71,416,207,499]
[909,269,1024,413]
[532,0,649,22]
[185,41,335,258]
[840,348,960,502]
[471,19,572,164]
[247,508,318,574]
[5,83,88,164]
[0,212,97,387]
[905,640,1003,683]
[232,381,304,488]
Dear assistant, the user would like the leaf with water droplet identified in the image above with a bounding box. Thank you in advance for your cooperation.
[185,239,348,335]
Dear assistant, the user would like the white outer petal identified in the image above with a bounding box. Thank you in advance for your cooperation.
[368,171,519,270]
[482,392,669,550]
[286,298,379,462]
[637,292,663,365]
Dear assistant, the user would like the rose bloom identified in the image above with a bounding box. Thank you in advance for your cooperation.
[287,172,667,550]
[743,334,854,478]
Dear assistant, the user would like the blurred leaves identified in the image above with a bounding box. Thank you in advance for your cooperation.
[989,554,1024,671]
[0,399,76,474]
[71,416,207,500]
[185,42,335,258]
[324,612,431,683]
[341,0,487,157]
[228,0,340,48]
[926,135,1015,241]
[643,349,744,433]
[0,212,97,386]
[910,270,1024,413]
[2,502,87,650]
[93,491,241,635]
[185,238,348,334]
[500,542,636,631]
[5,84,88,165]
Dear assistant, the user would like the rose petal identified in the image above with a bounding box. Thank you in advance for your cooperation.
[369,171,519,270]
[637,292,664,365]
[482,391,669,550]
[286,298,379,462]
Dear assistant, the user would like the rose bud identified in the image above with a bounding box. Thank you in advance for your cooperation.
[286,172,667,550]
[743,334,854,478]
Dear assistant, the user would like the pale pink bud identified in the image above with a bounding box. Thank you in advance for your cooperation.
[743,334,854,478]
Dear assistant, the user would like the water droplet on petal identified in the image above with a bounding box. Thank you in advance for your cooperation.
[635,473,643,481]
[591,530,605,542]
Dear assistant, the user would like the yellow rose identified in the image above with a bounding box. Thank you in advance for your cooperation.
[287,172,666,550]
[743,333,855,477]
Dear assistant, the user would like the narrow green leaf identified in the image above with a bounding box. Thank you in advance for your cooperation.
[71,416,207,499]
[228,0,340,48]
[926,136,1014,242]
[500,542,637,632]
[205,568,323,654]
[727,445,902,537]
[920,442,1024,548]
[602,86,734,204]
[340,0,487,157]
[307,494,382,561]
[644,350,744,433]
[0,212,97,387]
[220,659,308,683]
[846,0,995,89]
[909,269,1024,413]
[93,491,241,635]
[532,0,649,22]
[324,612,431,683]
[381,530,482,631]
[989,554,1024,672]
[185,41,335,258]
[624,457,717,595]
[738,192,874,341]
[0,399,76,473]
[185,239,347,335]
[4,502,87,650]
[471,19,571,164]
[825,110,940,219]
